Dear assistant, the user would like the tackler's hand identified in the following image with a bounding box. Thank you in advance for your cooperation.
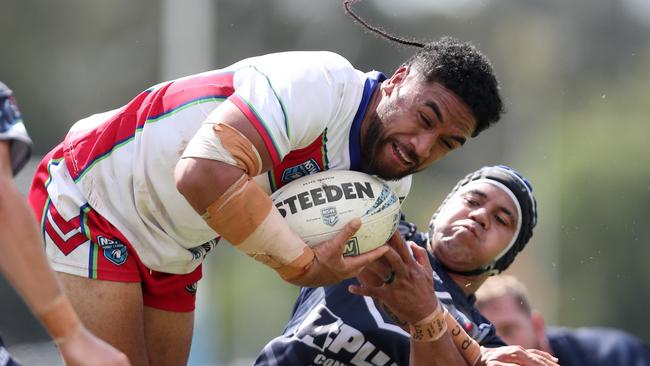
[292,218,389,287]
[478,345,559,366]
[349,232,437,325]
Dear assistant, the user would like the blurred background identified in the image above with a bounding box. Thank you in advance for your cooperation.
[1,0,649,364]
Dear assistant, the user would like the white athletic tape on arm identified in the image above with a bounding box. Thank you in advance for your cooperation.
[202,175,314,281]
[182,122,262,176]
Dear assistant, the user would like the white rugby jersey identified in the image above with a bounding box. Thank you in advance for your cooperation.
[47,51,411,274]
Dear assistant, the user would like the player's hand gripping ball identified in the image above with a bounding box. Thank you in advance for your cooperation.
[271,170,401,256]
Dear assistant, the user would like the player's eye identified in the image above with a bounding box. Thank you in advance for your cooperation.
[419,112,433,128]
[440,139,453,149]
[495,215,508,226]
[464,197,479,206]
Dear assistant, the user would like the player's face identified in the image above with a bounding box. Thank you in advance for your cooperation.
[430,182,519,272]
[477,294,541,349]
[362,67,476,180]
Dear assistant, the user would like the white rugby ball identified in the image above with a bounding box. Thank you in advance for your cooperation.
[271,170,401,256]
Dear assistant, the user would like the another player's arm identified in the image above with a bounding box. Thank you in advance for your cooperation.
[175,100,388,287]
[0,140,81,340]
[0,141,129,365]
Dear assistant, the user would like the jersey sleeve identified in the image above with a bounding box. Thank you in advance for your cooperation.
[227,51,363,167]
[472,310,507,347]
[0,83,32,175]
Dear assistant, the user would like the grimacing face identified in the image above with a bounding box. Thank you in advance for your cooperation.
[361,66,476,180]
[477,294,541,350]
[430,182,519,272]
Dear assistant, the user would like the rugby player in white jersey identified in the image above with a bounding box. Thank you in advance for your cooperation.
[27,7,505,365]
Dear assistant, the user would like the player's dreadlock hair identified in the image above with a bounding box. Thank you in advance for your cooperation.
[343,0,504,137]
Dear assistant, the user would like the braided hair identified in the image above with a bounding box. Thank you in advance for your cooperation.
[343,1,504,136]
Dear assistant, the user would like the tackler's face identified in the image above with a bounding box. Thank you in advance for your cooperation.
[430,182,519,272]
[361,66,476,180]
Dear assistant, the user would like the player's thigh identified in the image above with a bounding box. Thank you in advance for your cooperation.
[143,306,194,366]
[58,273,148,365]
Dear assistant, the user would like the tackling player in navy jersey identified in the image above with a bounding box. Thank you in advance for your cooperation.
[256,165,558,365]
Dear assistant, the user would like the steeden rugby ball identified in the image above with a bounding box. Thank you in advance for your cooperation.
[271,170,401,256]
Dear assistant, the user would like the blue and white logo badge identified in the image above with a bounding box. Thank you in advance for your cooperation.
[97,236,127,266]
[321,206,339,226]
[281,158,321,183]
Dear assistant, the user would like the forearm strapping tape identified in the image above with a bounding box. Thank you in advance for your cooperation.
[202,175,314,281]
[182,122,262,176]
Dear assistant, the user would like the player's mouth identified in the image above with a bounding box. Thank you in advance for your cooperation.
[454,221,481,239]
[391,142,414,167]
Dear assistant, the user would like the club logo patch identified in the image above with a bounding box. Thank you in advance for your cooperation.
[320,207,338,226]
[281,158,321,183]
[97,236,127,266]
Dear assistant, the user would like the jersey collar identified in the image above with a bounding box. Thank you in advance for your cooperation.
[348,71,386,171]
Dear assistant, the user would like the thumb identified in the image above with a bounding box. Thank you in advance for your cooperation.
[314,218,362,259]
[341,217,362,237]
[331,218,362,249]
[410,242,428,265]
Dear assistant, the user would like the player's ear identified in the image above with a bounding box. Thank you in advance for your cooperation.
[531,310,547,341]
[382,66,409,96]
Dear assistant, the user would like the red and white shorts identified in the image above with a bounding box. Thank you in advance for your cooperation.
[28,145,202,312]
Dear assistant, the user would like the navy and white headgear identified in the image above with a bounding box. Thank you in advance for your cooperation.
[428,165,537,276]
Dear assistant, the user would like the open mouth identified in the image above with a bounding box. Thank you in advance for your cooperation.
[392,142,414,166]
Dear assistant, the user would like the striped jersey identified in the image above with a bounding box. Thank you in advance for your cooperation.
[45,51,411,274]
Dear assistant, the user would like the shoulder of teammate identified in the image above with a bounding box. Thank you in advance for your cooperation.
[0,81,32,176]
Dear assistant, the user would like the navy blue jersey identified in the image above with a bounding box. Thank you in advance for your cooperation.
[0,82,32,175]
[547,326,650,366]
[255,252,504,365]
[0,336,21,366]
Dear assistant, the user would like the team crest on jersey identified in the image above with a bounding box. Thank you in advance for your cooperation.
[97,236,127,266]
[281,158,321,183]
[320,207,338,226]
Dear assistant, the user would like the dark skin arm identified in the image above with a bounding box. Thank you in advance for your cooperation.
[350,233,559,366]
[350,232,467,365]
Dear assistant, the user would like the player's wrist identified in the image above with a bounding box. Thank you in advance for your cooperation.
[276,246,315,283]
[36,295,84,345]
[409,302,448,342]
